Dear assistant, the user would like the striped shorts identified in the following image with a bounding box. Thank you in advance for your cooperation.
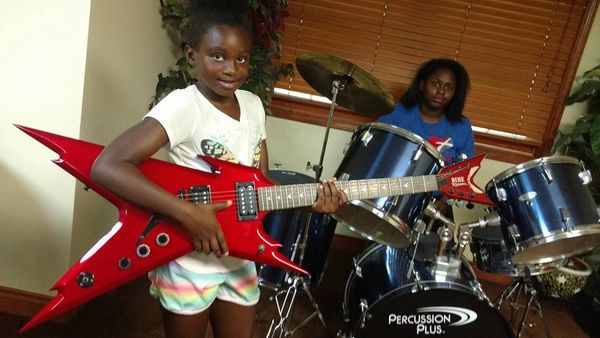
[148,261,260,315]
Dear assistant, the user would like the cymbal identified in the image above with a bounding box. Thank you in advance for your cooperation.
[295,52,395,117]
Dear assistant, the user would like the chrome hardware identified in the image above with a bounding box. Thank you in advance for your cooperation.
[411,144,423,162]
[360,130,373,146]
[508,224,521,242]
[494,184,507,202]
[77,271,94,288]
[560,208,572,230]
[579,169,592,185]
[541,163,553,183]
[518,191,537,202]
[257,244,266,254]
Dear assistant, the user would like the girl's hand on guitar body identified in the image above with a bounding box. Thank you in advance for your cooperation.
[180,200,232,257]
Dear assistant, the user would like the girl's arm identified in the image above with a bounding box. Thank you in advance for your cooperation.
[91,118,230,257]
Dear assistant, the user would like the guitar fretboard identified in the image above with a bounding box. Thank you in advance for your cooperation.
[257,175,439,212]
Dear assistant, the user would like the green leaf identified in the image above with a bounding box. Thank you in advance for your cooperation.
[552,131,571,154]
[566,79,600,105]
[590,114,600,155]
[583,64,600,79]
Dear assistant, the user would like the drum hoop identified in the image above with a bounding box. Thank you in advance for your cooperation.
[333,200,411,242]
[486,156,581,189]
[512,224,600,264]
[356,122,444,165]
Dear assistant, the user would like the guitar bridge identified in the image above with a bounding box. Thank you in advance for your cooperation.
[235,182,257,221]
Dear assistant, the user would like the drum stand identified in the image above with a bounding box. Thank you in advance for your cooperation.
[494,269,552,338]
[265,78,349,338]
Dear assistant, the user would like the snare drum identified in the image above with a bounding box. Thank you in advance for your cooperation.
[257,170,337,290]
[334,123,444,248]
[342,244,513,337]
[486,156,600,265]
[470,227,564,277]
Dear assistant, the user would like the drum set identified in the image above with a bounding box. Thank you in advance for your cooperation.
[257,52,600,338]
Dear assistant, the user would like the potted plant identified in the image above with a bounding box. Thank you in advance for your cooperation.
[150,0,294,110]
[552,64,600,311]
[552,64,600,202]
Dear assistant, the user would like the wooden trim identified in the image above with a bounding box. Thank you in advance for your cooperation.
[270,95,538,163]
[0,285,75,324]
[330,234,514,285]
[539,0,599,156]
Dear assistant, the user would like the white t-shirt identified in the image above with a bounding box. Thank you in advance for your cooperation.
[145,84,266,273]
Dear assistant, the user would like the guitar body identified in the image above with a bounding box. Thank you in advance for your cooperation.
[15,125,298,332]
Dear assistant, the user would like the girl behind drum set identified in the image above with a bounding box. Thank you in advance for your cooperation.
[378,58,475,258]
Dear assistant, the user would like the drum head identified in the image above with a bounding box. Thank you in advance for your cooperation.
[351,288,514,338]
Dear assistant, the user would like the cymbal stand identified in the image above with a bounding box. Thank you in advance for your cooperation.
[494,268,552,338]
[266,77,350,338]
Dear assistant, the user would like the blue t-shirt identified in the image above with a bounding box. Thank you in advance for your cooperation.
[378,103,474,164]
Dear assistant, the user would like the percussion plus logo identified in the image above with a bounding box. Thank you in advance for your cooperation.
[388,306,477,335]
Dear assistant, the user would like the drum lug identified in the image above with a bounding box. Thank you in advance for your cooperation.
[493,181,507,202]
[508,224,521,243]
[358,298,371,329]
[360,129,373,146]
[579,169,592,185]
[541,163,553,183]
[518,191,537,204]
[560,208,573,230]
[352,257,362,278]
[411,144,424,163]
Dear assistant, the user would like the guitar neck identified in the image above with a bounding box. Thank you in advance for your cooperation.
[257,175,439,212]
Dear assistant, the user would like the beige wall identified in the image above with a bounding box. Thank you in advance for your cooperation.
[0,1,175,295]
[0,1,91,293]
[71,0,175,265]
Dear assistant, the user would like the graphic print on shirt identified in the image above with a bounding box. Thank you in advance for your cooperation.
[428,135,453,152]
[200,139,262,169]
[428,135,454,163]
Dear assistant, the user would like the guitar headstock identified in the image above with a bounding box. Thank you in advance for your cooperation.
[437,153,494,205]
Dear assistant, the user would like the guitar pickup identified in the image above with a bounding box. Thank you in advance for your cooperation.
[235,182,257,221]
[178,185,211,204]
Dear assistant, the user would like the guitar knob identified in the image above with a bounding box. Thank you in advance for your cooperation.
[136,244,150,258]
[77,272,94,288]
[118,257,131,270]
[156,233,170,247]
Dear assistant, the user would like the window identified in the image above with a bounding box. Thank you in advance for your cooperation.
[270,0,598,163]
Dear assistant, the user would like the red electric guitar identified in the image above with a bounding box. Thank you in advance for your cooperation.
[16,125,492,332]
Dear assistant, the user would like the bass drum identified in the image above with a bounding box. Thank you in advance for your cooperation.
[257,170,337,290]
[343,244,513,338]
